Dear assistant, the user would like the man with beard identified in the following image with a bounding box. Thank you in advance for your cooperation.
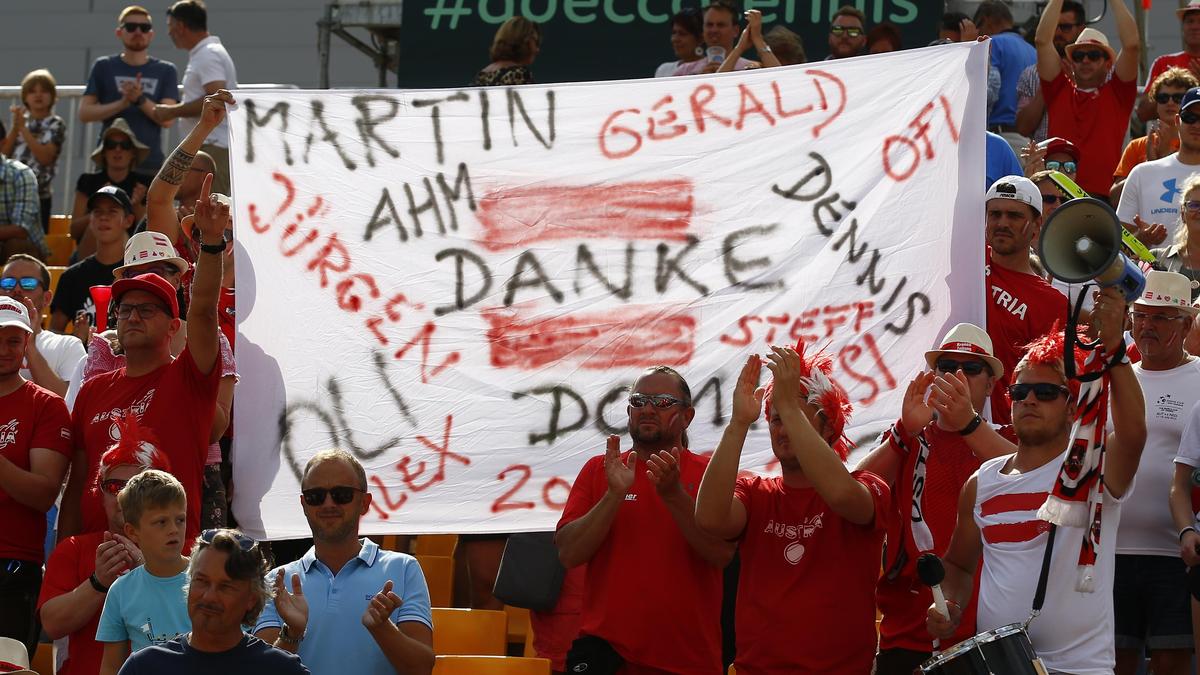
[255,450,434,675]
[984,176,1067,423]
[928,287,1147,675]
[79,5,179,173]
[556,366,734,674]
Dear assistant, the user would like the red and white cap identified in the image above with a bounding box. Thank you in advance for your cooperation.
[1178,0,1200,18]
[924,323,1004,377]
[0,297,32,334]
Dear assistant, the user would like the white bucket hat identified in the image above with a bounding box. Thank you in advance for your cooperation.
[925,323,1004,377]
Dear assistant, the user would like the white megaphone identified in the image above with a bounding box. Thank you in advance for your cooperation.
[1037,173,1146,302]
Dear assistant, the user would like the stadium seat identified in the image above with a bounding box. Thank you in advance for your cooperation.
[48,215,71,236]
[415,554,454,608]
[44,234,74,266]
[431,608,507,656]
[47,265,66,293]
[433,656,550,675]
[504,605,530,645]
[31,642,54,675]
[414,533,459,557]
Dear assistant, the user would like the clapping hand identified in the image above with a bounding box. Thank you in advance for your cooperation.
[362,580,403,630]
[273,570,309,635]
[604,435,636,497]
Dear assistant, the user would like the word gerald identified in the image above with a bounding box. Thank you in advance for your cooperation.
[424,0,921,31]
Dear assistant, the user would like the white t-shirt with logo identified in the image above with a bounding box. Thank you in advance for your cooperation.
[1118,358,1200,555]
[183,36,238,148]
[1116,154,1200,243]
[975,451,1126,675]
[21,331,85,386]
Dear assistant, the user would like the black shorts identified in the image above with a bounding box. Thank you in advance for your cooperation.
[1113,554,1194,651]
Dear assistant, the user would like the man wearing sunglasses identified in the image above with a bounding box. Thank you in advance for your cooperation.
[826,5,867,60]
[929,286,1147,675]
[1036,0,1140,200]
[0,254,85,397]
[1015,1,1085,143]
[79,5,179,174]
[1136,0,1200,123]
[1117,87,1200,248]
[557,366,733,675]
[255,450,434,675]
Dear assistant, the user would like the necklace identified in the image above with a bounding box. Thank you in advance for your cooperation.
[1180,245,1200,291]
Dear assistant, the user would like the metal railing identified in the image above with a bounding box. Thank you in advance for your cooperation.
[0,83,296,217]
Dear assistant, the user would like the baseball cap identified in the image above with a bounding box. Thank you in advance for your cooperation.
[111,273,180,319]
[1043,137,1079,161]
[986,175,1043,215]
[113,231,191,279]
[0,296,32,334]
[1182,87,1200,112]
[87,185,133,215]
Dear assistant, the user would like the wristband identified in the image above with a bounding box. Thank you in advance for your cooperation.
[886,421,910,458]
[89,572,109,593]
[278,623,305,644]
[1181,526,1198,543]
[136,94,147,106]
[958,413,983,436]
[1103,334,1132,366]
[199,237,228,255]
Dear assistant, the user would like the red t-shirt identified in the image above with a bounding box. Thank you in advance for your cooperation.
[1042,69,1137,197]
[556,450,722,675]
[36,531,106,675]
[0,381,71,562]
[985,250,1067,424]
[876,423,1016,653]
[217,287,235,349]
[72,347,220,545]
[731,471,889,675]
[1144,52,1193,95]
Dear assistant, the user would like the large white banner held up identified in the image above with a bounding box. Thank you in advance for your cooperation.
[230,42,988,539]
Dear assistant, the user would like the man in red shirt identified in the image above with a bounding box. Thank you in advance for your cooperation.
[556,366,734,675]
[1137,0,1200,122]
[694,346,889,675]
[58,152,228,549]
[984,176,1067,423]
[0,296,71,659]
[857,324,1018,674]
[37,422,169,675]
[1037,0,1139,199]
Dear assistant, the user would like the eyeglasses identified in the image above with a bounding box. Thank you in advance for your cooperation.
[0,276,40,291]
[934,359,989,376]
[628,393,687,409]
[1070,49,1107,62]
[122,22,153,33]
[121,263,179,280]
[103,139,135,151]
[200,528,258,551]
[301,486,365,506]
[100,478,128,496]
[1182,111,1200,125]
[1040,193,1062,205]
[1185,200,1200,213]
[115,302,169,320]
[830,25,863,37]
[1131,311,1190,324]
[1156,92,1187,104]
[1046,160,1077,173]
[1008,382,1071,402]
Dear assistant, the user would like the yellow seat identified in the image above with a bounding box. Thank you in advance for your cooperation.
[44,234,74,266]
[416,554,455,608]
[32,642,54,675]
[504,605,530,645]
[414,533,459,557]
[431,608,507,656]
[523,623,536,658]
[48,214,71,236]
[433,656,551,675]
[46,265,67,293]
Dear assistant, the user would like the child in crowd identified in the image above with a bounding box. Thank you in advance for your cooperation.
[96,469,190,675]
[1,68,66,232]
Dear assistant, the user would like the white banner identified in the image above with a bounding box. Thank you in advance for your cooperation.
[229,42,988,539]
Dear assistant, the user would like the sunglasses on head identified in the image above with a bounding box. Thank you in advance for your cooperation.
[830,25,863,37]
[200,528,258,551]
[1070,49,1107,62]
[100,478,128,496]
[301,486,364,506]
[934,359,989,376]
[628,393,686,409]
[0,276,40,291]
[1046,160,1077,173]
[1182,111,1200,125]
[1156,92,1187,104]
[122,21,153,33]
[1008,382,1071,402]
[103,139,135,151]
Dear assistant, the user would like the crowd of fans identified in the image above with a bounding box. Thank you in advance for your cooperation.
[2,0,1200,674]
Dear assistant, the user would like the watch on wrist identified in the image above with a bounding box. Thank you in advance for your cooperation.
[278,624,305,644]
[1181,526,1198,543]
[89,572,109,593]
[958,412,983,436]
[199,237,228,254]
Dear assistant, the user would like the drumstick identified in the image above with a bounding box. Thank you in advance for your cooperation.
[918,553,950,655]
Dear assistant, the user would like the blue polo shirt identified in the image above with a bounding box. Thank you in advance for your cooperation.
[987,30,1037,127]
[255,539,432,675]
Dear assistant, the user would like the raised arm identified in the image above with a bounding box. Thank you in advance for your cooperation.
[555,436,634,568]
[185,171,223,376]
[148,90,233,241]
[695,355,759,538]
[1035,0,1064,82]
[856,371,936,485]
[1111,0,1141,83]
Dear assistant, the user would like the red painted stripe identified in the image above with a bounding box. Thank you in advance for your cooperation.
[475,179,694,252]
[983,519,1051,544]
[979,491,1049,517]
[483,306,695,370]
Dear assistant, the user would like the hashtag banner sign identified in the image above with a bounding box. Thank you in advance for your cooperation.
[227,42,989,538]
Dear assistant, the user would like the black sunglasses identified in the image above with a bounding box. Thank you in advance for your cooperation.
[0,276,40,291]
[302,486,364,506]
[103,139,135,151]
[100,478,128,496]
[1008,382,1071,402]
[628,393,686,409]
[1183,111,1200,125]
[1070,49,1107,62]
[1156,92,1187,104]
[830,26,863,37]
[123,22,153,33]
[1040,193,1062,205]
[935,359,988,376]
[200,528,258,551]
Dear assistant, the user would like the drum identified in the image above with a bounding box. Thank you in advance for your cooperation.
[920,623,1048,675]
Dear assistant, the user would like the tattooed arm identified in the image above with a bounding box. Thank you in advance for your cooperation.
[147,90,235,241]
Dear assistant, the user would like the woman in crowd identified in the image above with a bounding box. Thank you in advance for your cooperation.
[70,119,150,258]
[654,9,705,77]
[1111,67,1197,201]
[1,69,65,233]
[1151,173,1200,302]
[471,16,541,86]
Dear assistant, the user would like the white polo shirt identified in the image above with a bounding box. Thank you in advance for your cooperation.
[183,35,238,148]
